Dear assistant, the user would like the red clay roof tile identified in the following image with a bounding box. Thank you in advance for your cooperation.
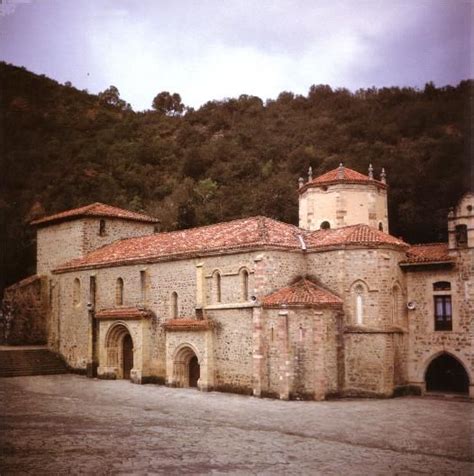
[31,202,160,226]
[300,166,386,193]
[54,216,305,272]
[95,307,153,320]
[305,224,408,250]
[162,319,214,331]
[400,243,453,265]
[262,278,342,308]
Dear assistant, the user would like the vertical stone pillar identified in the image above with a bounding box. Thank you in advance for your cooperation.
[278,310,291,400]
[312,311,327,400]
[86,309,95,378]
[195,263,205,309]
[252,306,264,397]
[201,329,215,391]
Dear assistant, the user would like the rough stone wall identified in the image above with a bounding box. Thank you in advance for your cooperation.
[307,248,407,329]
[405,255,473,391]
[299,183,388,231]
[37,221,84,275]
[307,247,408,395]
[343,331,396,396]
[260,307,340,400]
[1,276,48,345]
[82,218,156,255]
[37,218,156,276]
[56,271,91,369]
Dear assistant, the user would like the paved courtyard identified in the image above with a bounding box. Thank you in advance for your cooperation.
[0,375,472,475]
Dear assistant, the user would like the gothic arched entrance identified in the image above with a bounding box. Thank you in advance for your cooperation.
[105,324,134,380]
[173,346,200,388]
[425,353,469,394]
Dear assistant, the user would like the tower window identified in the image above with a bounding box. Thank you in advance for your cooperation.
[378,222,383,232]
[99,219,106,236]
[320,221,331,230]
[455,225,467,247]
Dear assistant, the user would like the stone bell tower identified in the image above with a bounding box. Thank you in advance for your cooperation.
[298,164,389,232]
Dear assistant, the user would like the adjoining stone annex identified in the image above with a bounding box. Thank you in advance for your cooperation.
[3,164,473,399]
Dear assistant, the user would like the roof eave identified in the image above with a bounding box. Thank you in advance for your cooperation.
[399,260,455,268]
[299,180,387,194]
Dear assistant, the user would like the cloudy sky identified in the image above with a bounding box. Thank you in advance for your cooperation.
[0,0,472,110]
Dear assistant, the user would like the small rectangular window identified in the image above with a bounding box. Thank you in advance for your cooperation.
[434,295,452,331]
[455,224,467,247]
[433,281,451,291]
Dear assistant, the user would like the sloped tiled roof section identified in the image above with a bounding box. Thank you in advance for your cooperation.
[95,307,153,320]
[163,319,215,331]
[400,243,454,265]
[262,278,343,308]
[305,224,408,250]
[300,166,386,193]
[31,202,160,226]
[54,216,304,272]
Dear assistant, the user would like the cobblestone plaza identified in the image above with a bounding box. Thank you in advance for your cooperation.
[0,375,472,475]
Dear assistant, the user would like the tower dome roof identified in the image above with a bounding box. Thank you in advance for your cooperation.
[299,165,387,194]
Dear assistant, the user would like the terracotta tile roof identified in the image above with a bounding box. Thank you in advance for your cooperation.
[305,224,408,250]
[4,274,41,291]
[31,202,160,226]
[54,216,305,272]
[300,166,386,193]
[262,278,343,308]
[162,319,215,331]
[400,243,454,265]
[95,307,153,320]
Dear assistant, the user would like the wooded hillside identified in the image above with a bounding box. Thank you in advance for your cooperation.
[0,62,471,294]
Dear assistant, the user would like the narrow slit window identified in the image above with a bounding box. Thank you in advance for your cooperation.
[241,269,249,301]
[116,278,124,306]
[171,292,178,318]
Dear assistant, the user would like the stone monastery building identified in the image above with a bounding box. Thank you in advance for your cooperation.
[9,165,474,399]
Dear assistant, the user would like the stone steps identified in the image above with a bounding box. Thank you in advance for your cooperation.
[0,348,68,377]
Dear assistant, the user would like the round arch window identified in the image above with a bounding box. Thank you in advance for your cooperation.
[320,221,330,230]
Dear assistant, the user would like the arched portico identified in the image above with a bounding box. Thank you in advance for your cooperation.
[172,344,201,388]
[104,323,134,380]
[425,352,470,395]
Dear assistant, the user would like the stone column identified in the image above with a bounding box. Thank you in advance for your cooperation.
[312,311,327,401]
[278,310,291,400]
[252,306,264,397]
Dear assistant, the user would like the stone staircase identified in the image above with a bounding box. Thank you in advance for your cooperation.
[0,346,68,377]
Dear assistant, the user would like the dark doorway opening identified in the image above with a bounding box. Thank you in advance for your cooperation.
[189,355,200,388]
[425,354,469,394]
[122,334,133,380]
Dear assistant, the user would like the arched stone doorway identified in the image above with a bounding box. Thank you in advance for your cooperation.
[173,346,200,388]
[425,353,469,394]
[105,324,134,380]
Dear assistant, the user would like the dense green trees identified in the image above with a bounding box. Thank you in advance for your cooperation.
[0,62,471,295]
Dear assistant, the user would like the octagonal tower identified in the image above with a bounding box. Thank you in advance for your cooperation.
[298,164,389,232]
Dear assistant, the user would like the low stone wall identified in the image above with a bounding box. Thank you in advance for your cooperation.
[1,275,48,345]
